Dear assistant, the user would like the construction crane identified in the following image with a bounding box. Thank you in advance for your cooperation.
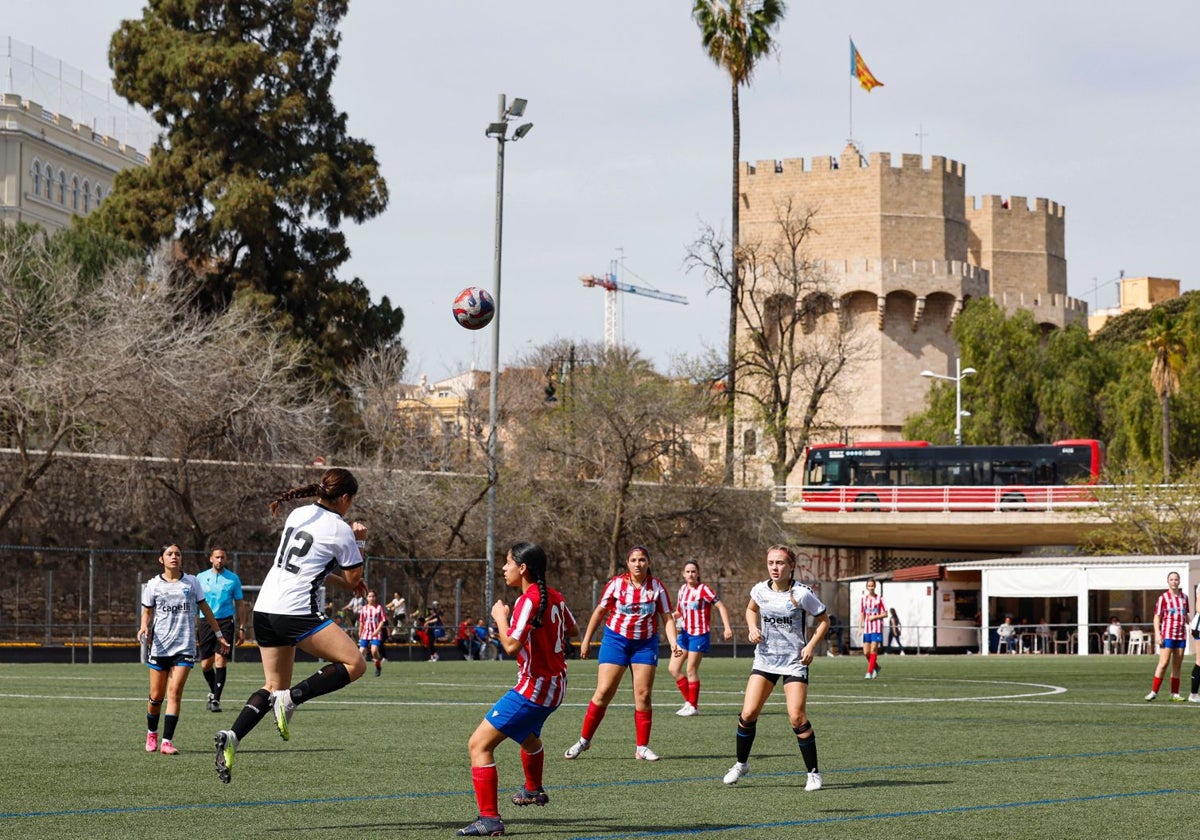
[579,259,687,352]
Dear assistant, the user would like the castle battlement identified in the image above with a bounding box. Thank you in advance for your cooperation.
[996,290,1088,314]
[744,144,965,180]
[968,194,1064,219]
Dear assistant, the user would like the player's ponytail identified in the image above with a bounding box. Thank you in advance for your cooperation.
[269,468,359,515]
[511,541,549,628]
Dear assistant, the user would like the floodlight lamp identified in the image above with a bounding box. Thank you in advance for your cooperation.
[485,121,508,138]
[919,370,935,378]
[961,367,978,376]
[513,122,533,140]
[507,97,528,117]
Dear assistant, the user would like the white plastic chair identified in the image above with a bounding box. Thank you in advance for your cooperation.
[1126,629,1148,655]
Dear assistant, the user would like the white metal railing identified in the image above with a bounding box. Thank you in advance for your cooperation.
[773,484,1106,513]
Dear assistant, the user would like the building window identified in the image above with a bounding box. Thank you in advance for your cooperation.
[58,171,67,205]
[43,163,54,199]
[708,442,722,462]
[71,176,79,210]
[82,180,91,212]
[743,428,757,456]
[31,160,41,196]
[95,185,103,206]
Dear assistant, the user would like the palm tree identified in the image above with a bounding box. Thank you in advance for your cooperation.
[1145,307,1186,480]
[693,0,786,485]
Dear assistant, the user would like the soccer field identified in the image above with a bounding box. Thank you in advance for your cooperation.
[0,654,1194,839]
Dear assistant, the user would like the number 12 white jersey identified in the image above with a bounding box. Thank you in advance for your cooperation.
[254,503,364,617]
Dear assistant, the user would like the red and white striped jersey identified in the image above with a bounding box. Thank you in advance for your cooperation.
[508,585,575,707]
[1155,589,1190,641]
[600,574,671,640]
[676,583,720,636]
[861,593,887,635]
[358,603,387,641]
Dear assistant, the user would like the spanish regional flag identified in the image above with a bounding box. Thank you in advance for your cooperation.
[850,39,883,92]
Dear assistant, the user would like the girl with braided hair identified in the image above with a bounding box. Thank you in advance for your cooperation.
[722,545,829,792]
[214,468,368,784]
[457,542,578,838]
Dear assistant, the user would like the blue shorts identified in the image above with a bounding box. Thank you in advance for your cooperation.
[677,630,711,654]
[358,637,382,649]
[863,632,883,644]
[486,690,557,744]
[597,627,659,667]
[1161,637,1186,650]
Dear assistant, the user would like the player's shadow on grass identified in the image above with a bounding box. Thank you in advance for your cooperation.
[288,816,749,834]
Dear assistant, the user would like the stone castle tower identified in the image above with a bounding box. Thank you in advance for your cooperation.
[737,143,1087,481]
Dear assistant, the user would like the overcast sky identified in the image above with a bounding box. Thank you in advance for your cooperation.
[7,1,1198,382]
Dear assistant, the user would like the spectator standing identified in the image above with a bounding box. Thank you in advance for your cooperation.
[140,544,228,755]
[457,614,476,660]
[1146,571,1189,701]
[456,542,578,837]
[826,614,844,657]
[196,547,245,713]
[564,545,680,762]
[721,545,829,790]
[387,593,407,625]
[668,560,733,716]
[886,608,904,654]
[423,601,445,661]
[357,591,388,677]
[860,579,887,678]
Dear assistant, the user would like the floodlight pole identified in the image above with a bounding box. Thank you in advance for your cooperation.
[483,94,530,612]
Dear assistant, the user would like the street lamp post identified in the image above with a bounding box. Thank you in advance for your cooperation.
[482,94,532,612]
[920,357,977,446]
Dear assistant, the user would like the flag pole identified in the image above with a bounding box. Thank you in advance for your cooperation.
[848,37,853,144]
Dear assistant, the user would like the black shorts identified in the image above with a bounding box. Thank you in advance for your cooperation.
[148,652,195,671]
[254,612,332,647]
[197,617,236,659]
[751,668,808,686]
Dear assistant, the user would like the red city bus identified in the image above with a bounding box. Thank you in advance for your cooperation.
[799,439,1105,512]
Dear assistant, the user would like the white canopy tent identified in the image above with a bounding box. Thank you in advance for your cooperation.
[941,555,1200,656]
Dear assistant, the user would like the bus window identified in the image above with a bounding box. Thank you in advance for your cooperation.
[992,461,1034,485]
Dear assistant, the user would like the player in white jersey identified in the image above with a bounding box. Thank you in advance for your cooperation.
[722,545,829,792]
[214,468,369,783]
[138,544,228,755]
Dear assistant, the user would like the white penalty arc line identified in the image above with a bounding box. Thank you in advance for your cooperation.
[817,678,1068,704]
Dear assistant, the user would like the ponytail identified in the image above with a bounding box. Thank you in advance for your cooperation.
[270,468,359,515]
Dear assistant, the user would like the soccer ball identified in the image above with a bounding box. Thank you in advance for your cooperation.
[452,287,495,330]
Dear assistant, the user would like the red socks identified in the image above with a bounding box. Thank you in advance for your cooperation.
[1171,677,1180,695]
[867,652,878,674]
[675,676,689,701]
[471,764,499,818]
[634,709,652,747]
[521,746,544,792]
[687,680,700,707]
[1151,676,1163,693]
[581,701,607,741]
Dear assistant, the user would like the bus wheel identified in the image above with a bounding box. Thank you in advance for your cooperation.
[1000,493,1026,511]
[854,494,880,512]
